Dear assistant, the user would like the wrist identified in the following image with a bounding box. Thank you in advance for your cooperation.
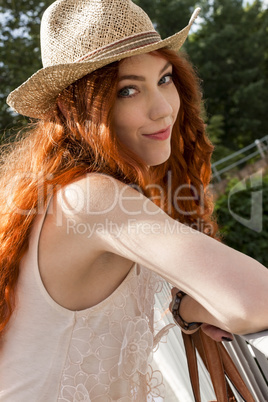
[171,290,202,334]
[180,293,201,323]
[178,293,225,330]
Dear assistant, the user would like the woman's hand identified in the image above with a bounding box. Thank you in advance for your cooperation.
[170,287,233,342]
[200,323,233,342]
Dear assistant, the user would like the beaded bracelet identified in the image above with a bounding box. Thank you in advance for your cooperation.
[171,290,202,334]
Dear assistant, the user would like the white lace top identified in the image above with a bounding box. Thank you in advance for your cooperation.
[0,208,173,401]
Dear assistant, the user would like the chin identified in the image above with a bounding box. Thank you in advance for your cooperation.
[146,152,171,167]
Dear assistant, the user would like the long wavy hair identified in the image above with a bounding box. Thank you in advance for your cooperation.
[0,48,216,333]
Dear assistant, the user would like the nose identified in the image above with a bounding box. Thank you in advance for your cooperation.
[148,90,173,121]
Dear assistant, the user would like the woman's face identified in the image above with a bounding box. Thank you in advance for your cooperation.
[112,53,180,166]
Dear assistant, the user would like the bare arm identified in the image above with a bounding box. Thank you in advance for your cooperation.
[58,174,268,334]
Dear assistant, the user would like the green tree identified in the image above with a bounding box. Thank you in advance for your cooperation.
[0,0,53,140]
[206,114,231,162]
[134,0,197,38]
[215,172,268,265]
[188,0,268,151]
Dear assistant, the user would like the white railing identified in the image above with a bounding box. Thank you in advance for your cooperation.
[224,336,268,402]
[212,135,268,182]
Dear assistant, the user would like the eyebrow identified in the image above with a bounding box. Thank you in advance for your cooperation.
[118,61,172,82]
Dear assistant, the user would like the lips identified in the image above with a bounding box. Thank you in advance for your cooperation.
[143,126,171,141]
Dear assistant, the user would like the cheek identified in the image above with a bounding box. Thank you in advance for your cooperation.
[113,104,142,136]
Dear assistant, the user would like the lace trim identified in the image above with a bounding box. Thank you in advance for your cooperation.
[58,266,172,401]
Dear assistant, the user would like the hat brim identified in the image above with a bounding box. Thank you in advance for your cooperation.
[7,8,200,119]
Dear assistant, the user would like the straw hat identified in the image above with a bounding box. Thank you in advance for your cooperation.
[7,0,200,119]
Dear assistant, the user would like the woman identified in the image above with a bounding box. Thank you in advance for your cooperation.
[1,0,267,400]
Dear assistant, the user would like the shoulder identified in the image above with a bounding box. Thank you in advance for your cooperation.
[56,173,125,214]
[54,173,159,220]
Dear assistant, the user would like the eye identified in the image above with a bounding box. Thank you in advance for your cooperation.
[117,86,138,98]
[159,73,173,86]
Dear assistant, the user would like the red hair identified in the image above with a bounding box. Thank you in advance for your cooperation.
[0,48,216,333]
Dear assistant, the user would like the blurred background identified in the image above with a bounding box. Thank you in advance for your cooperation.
[0,0,267,263]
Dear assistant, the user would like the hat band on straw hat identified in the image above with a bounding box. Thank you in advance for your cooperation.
[76,31,161,63]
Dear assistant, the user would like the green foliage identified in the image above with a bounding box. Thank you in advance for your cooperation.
[206,114,231,162]
[188,0,268,151]
[206,115,225,142]
[0,0,53,139]
[133,0,196,38]
[215,172,268,266]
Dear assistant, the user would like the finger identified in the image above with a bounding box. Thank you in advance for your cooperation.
[201,323,233,342]
[170,287,179,298]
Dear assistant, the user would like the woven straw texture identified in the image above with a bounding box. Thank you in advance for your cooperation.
[7,0,200,119]
[41,0,156,66]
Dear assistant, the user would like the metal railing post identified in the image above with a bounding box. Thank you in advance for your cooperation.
[255,139,266,159]
[211,135,268,180]
[212,165,221,182]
